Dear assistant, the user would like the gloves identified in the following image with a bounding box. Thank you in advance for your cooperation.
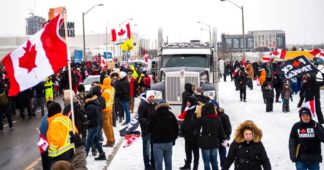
[70,131,83,148]
[221,140,229,147]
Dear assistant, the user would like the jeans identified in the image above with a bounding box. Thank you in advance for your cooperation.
[201,148,218,170]
[142,133,154,169]
[153,142,173,170]
[0,105,13,130]
[121,101,131,123]
[218,145,227,168]
[85,126,104,155]
[295,161,319,170]
[282,98,290,112]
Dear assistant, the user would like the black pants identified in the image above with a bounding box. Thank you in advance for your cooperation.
[185,139,199,166]
[315,98,324,124]
[240,88,246,101]
[41,150,51,170]
[282,99,289,112]
[247,78,253,89]
[223,73,227,82]
[219,144,227,167]
[0,105,13,130]
[265,97,274,112]
[275,88,282,102]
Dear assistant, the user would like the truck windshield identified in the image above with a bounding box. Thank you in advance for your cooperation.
[162,55,209,68]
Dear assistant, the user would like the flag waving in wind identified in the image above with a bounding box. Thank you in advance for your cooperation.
[111,23,131,42]
[2,14,67,96]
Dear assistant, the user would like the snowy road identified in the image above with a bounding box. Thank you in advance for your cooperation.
[108,80,324,170]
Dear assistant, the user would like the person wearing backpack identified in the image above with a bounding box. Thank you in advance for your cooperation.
[0,81,12,132]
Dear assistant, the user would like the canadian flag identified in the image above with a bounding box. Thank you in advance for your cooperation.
[111,23,131,42]
[303,100,317,120]
[37,133,49,154]
[270,49,286,59]
[100,56,107,68]
[310,49,324,61]
[261,55,270,64]
[2,15,67,96]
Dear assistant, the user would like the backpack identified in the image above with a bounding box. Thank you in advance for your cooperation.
[0,92,8,106]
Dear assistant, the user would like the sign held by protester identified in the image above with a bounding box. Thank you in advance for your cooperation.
[279,56,318,80]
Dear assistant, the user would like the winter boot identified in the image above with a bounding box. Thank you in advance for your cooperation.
[94,153,106,160]
[179,159,191,170]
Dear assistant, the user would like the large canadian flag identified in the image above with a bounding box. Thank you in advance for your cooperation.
[2,15,67,96]
[111,23,131,42]
[270,49,286,59]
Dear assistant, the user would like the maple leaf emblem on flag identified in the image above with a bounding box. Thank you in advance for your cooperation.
[118,28,126,36]
[19,40,37,73]
[292,61,301,68]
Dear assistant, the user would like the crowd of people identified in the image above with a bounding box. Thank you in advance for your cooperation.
[1,56,324,170]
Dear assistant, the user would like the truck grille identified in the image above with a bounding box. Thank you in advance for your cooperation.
[165,72,199,104]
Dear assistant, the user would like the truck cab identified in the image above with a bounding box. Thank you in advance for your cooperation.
[151,41,217,104]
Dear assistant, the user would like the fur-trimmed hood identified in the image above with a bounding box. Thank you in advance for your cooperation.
[234,120,263,143]
[155,103,170,110]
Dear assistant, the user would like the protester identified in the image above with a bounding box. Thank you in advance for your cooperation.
[222,120,271,170]
[149,100,179,170]
[196,102,226,170]
[281,83,292,113]
[263,77,274,112]
[179,96,200,170]
[119,71,131,124]
[289,107,324,169]
[138,90,157,170]
[246,61,254,90]
[33,82,45,116]
[181,83,194,113]
[0,81,12,132]
[238,69,247,102]
[101,77,115,147]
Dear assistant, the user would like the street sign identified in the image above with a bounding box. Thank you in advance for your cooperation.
[103,52,112,59]
[74,50,83,63]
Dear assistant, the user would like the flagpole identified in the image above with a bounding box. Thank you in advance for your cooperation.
[63,8,76,134]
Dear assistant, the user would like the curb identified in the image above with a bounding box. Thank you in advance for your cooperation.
[105,137,125,169]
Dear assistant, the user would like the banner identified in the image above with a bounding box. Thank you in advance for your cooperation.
[279,55,318,80]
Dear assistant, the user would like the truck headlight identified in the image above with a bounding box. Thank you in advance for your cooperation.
[151,90,163,100]
[204,90,215,99]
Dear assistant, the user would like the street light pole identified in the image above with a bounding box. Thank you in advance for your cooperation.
[105,23,110,53]
[197,21,211,43]
[82,3,104,61]
[221,0,245,58]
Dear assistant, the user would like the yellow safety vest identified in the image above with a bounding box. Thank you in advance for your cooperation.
[48,116,75,157]
[104,88,115,108]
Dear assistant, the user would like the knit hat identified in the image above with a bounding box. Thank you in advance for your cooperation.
[299,107,311,118]
[209,99,219,109]
[155,99,170,110]
[146,90,155,100]
[120,71,127,79]
[202,102,216,115]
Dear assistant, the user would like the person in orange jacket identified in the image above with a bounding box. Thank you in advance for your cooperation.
[101,77,115,147]
[47,102,76,166]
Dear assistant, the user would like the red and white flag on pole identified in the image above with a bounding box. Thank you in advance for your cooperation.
[2,14,67,96]
[310,49,324,61]
[111,23,131,42]
[37,133,49,154]
[303,100,317,120]
[270,49,286,60]
[100,56,107,68]
[261,55,270,64]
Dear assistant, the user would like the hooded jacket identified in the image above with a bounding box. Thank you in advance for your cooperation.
[119,75,130,102]
[195,103,226,149]
[246,63,254,79]
[181,83,193,112]
[223,121,271,170]
[84,95,100,128]
[289,109,324,163]
[149,103,179,144]
[258,69,266,86]
[101,77,115,111]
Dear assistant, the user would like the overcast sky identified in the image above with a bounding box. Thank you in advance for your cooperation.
[0,0,323,44]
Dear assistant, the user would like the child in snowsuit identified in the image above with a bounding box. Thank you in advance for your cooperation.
[281,83,291,112]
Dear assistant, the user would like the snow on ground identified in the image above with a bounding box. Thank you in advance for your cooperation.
[106,80,324,170]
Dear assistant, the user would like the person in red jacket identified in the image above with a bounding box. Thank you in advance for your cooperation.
[128,71,136,113]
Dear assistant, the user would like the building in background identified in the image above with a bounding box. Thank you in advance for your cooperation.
[220,30,286,53]
[26,15,46,35]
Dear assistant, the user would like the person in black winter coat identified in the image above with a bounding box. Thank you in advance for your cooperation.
[119,71,131,124]
[138,90,157,170]
[196,102,226,170]
[181,83,194,113]
[149,100,179,170]
[263,78,274,112]
[217,107,232,168]
[289,107,324,169]
[238,70,247,102]
[223,120,271,170]
[84,93,106,160]
[298,74,324,124]
[18,88,34,119]
[111,72,123,125]
[180,96,200,170]
[33,82,45,116]
[273,73,283,103]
